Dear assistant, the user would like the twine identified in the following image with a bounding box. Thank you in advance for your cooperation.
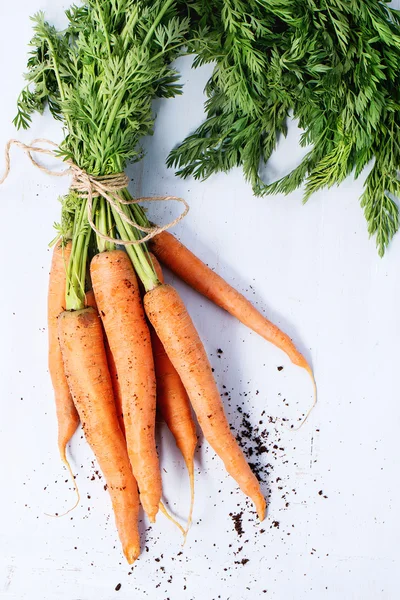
[0,139,189,245]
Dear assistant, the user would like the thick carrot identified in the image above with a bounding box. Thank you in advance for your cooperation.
[90,250,161,522]
[149,253,197,532]
[48,242,80,481]
[150,231,316,426]
[144,284,266,521]
[85,290,124,435]
[58,307,140,564]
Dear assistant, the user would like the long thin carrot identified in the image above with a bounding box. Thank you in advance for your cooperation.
[90,250,161,522]
[85,290,124,435]
[144,284,266,521]
[58,307,140,564]
[150,231,316,426]
[48,241,80,505]
[149,253,197,533]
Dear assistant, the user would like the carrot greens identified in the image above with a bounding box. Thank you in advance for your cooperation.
[169,0,400,256]
[15,0,189,303]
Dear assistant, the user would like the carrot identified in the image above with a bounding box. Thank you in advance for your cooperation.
[85,290,124,435]
[149,253,197,533]
[84,289,96,309]
[106,342,125,436]
[58,307,140,564]
[90,250,161,522]
[48,241,80,505]
[150,231,316,426]
[144,284,266,521]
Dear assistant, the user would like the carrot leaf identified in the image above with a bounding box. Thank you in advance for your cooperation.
[169,0,400,255]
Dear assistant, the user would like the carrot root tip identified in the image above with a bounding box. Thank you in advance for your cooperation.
[281,365,317,432]
[45,452,80,518]
[183,460,195,544]
[289,370,317,431]
[159,502,185,536]
[125,546,140,565]
[256,496,267,521]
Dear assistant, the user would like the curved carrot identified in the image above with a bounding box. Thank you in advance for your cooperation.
[90,250,161,522]
[85,290,124,435]
[48,241,80,505]
[150,231,316,426]
[149,253,197,532]
[144,284,266,521]
[58,307,140,564]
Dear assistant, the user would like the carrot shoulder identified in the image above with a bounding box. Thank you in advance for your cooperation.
[144,284,266,521]
[58,307,140,564]
[90,250,161,522]
[150,232,313,375]
[48,241,79,463]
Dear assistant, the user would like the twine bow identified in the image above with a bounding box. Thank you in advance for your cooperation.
[0,139,189,245]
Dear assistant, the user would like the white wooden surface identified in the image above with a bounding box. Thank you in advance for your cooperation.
[1,2,400,598]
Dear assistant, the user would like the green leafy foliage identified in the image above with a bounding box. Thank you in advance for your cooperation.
[16,0,400,255]
[15,1,190,303]
[169,0,400,255]
[15,0,189,175]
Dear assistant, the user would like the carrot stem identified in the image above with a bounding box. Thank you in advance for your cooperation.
[110,190,159,291]
[121,190,156,280]
[106,199,115,244]
[122,7,140,49]
[96,198,115,253]
[96,199,107,253]
[66,197,94,311]
[142,0,175,47]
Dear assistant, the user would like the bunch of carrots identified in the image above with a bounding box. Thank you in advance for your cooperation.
[4,0,315,564]
[48,214,314,564]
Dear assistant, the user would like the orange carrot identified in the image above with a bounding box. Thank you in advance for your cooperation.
[48,242,79,478]
[85,290,124,435]
[105,342,125,436]
[144,284,266,520]
[58,307,140,564]
[151,231,316,425]
[149,253,197,531]
[84,289,96,309]
[90,250,161,522]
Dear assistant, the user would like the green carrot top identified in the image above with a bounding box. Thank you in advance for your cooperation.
[15,0,188,176]
[170,0,400,256]
[14,0,189,309]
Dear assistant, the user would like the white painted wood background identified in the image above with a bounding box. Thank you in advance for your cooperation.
[1,2,400,598]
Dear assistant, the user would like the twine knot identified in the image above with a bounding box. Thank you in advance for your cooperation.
[71,171,130,197]
[0,139,189,245]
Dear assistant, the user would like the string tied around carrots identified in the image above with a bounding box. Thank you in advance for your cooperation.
[0,139,189,245]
